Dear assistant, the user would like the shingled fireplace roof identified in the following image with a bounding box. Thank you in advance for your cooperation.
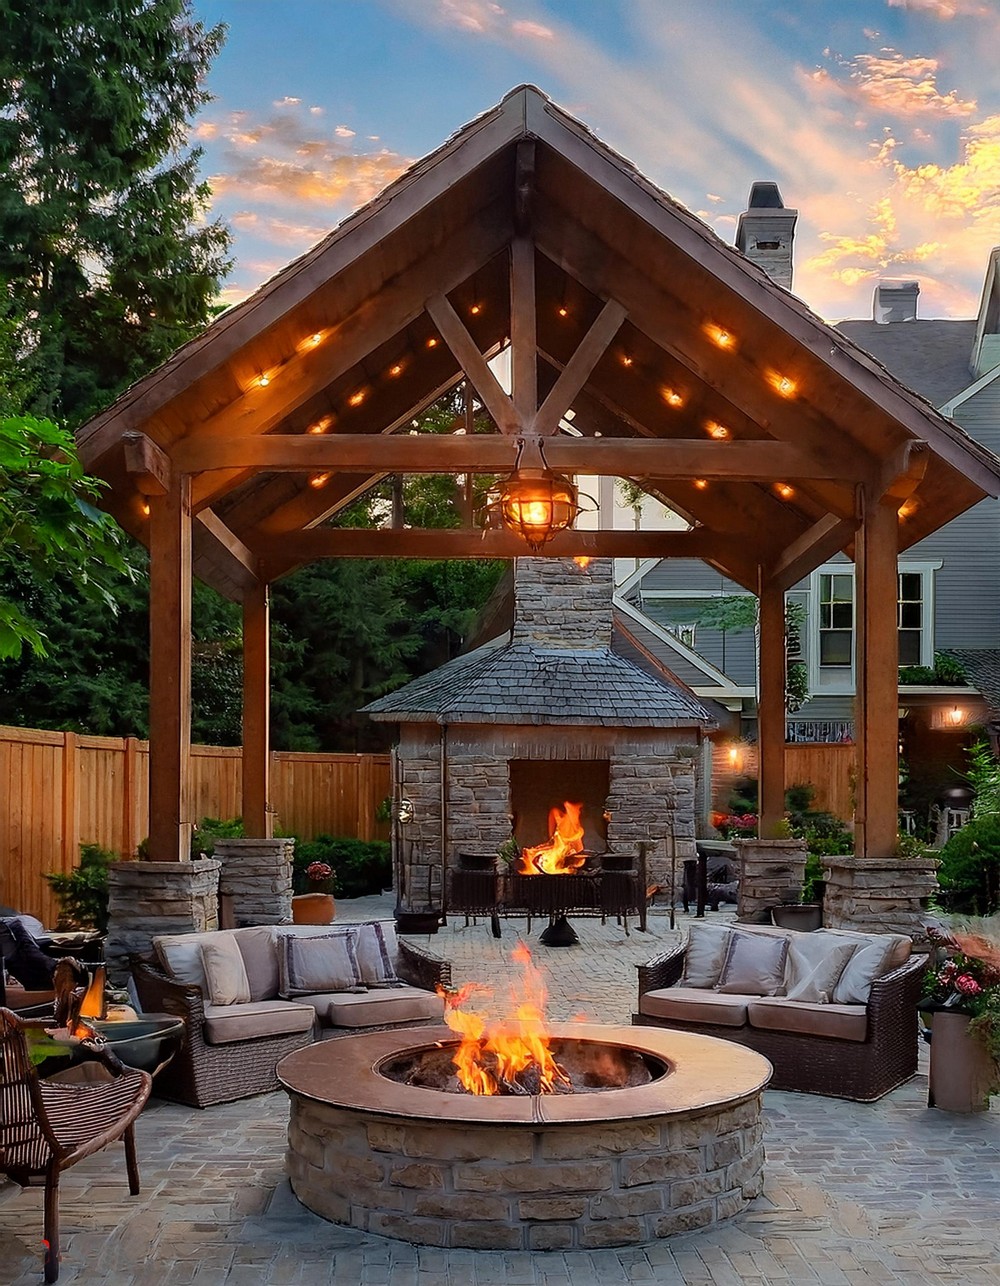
[364,557,716,729]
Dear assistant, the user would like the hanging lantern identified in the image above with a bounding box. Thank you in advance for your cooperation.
[491,437,582,551]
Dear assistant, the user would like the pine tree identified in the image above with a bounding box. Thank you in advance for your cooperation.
[0,0,231,425]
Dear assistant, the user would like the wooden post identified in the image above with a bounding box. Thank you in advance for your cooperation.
[147,479,192,862]
[757,580,786,836]
[242,580,272,837]
[122,736,139,858]
[854,485,900,857]
[61,731,79,871]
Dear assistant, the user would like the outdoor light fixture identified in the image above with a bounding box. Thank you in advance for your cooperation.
[396,798,415,824]
[489,436,584,551]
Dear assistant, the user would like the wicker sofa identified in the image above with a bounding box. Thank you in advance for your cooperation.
[633,921,927,1101]
[130,921,451,1108]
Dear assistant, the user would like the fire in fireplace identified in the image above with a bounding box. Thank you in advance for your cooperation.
[517,800,587,875]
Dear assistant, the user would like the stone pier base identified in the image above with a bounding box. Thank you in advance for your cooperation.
[734,838,808,924]
[215,838,295,926]
[105,858,221,982]
[822,856,939,942]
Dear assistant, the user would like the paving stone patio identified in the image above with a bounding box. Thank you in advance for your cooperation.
[2,897,999,1284]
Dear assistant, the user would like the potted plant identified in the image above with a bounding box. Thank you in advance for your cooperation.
[921,921,1000,1112]
[292,860,336,925]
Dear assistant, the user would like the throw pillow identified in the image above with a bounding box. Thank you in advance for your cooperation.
[354,921,403,988]
[832,935,902,1004]
[681,922,734,987]
[784,939,858,1004]
[716,930,789,996]
[199,935,252,1006]
[280,929,366,997]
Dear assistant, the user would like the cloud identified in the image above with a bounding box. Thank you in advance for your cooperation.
[273,96,301,107]
[511,18,554,39]
[335,125,356,138]
[229,210,330,247]
[887,0,992,17]
[431,0,554,40]
[807,48,977,120]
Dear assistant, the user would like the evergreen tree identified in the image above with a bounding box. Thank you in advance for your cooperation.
[0,0,231,425]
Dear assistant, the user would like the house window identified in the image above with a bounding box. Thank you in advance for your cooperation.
[667,622,697,648]
[818,573,853,667]
[898,572,923,666]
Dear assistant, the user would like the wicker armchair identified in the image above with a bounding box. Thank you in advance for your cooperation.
[0,1008,152,1282]
[633,942,928,1101]
[130,938,452,1109]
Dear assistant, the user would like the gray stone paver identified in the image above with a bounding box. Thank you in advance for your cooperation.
[2,895,999,1283]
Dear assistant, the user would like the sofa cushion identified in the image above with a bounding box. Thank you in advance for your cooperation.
[810,930,912,1004]
[304,985,446,1029]
[638,987,751,1027]
[234,926,280,1001]
[354,921,403,988]
[202,999,316,1044]
[784,938,858,1004]
[279,929,366,997]
[680,922,733,987]
[747,997,868,1043]
[716,929,789,996]
[154,930,219,990]
[200,935,251,1006]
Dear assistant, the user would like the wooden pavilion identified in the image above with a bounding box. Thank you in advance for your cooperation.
[78,85,1000,883]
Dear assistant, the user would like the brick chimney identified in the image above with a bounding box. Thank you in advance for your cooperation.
[873,279,919,324]
[736,181,797,291]
[512,557,613,649]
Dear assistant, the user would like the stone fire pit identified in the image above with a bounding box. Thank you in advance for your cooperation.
[277,1024,770,1251]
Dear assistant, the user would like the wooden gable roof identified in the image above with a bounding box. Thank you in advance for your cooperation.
[77,85,1000,601]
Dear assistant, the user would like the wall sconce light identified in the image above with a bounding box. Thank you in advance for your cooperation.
[948,705,964,726]
[727,744,743,771]
[396,799,415,824]
[487,436,585,551]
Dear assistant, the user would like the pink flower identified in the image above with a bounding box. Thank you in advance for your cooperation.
[954,974,982,997]
[306,861,333,881]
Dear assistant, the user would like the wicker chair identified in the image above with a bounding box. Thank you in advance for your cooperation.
[130,938,452,1109]
[0,1008,152,1282]
[633,942,928,1101]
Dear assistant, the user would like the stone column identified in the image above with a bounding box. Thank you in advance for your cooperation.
[214,837,294,926]
[822,855,938,941]
[105,858,221,982]
[734,838,808,924]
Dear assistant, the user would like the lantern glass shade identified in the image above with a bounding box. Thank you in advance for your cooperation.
[498,468,580,550]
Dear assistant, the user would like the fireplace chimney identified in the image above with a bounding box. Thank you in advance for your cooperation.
[512,557,613,649]
[736,181,797,292]
[873,279,920,324]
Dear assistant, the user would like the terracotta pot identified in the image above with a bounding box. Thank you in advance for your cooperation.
[291,892,335,925]
[928,1010,997,1113]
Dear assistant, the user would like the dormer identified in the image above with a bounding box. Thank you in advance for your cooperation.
[971,247,1000,378]
[736,182,797,292]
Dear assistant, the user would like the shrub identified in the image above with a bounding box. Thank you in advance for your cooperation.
[190,816,245,858]
[936,815,1000,914]
[44,843,116,931]
[293,836,391,899]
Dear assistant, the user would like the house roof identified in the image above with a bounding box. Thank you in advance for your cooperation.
[362,634,716,728]
[943,649,1000,719]
[835,321,976,410]
[75,85,1000,602]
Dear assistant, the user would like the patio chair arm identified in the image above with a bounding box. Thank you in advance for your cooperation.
[396,939,452,992]
[866,952,928,1024]
[129,955,209,1030]
[636,944,686,996]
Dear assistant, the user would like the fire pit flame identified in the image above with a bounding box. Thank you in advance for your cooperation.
[517,800,586,875]
[439,944,571,1095]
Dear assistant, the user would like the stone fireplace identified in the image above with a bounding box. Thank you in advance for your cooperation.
[364,559,715,918]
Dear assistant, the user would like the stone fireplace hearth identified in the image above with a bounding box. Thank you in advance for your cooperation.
[364,559,715,919]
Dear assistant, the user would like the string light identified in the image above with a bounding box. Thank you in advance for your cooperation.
[469,303,482,316]
[347,389,367,407]
[426,337,438,349]
[309,472,331,489]
[774,482,795,499]
[705,323,735,350]
[308,415,334,434]
[257,372,271,388]
[661,387,684,408]
[388,362,404,377]
[140,500,151,516]
[620,353,634,367]
[557,305,569,318]
[768,372,796,397]
[693,478,708,490]
[705,420,730,440]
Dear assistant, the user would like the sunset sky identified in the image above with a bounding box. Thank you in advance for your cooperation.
[191,0,1000,322]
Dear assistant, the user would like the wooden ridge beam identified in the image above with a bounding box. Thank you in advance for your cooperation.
[252,524,727,566]
[175,432,856,480]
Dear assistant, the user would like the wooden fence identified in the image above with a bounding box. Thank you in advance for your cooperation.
[711,741,855,824]
[0,725,390,925]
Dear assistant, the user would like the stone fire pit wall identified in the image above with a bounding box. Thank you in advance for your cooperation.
[287,1097,763,1250]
